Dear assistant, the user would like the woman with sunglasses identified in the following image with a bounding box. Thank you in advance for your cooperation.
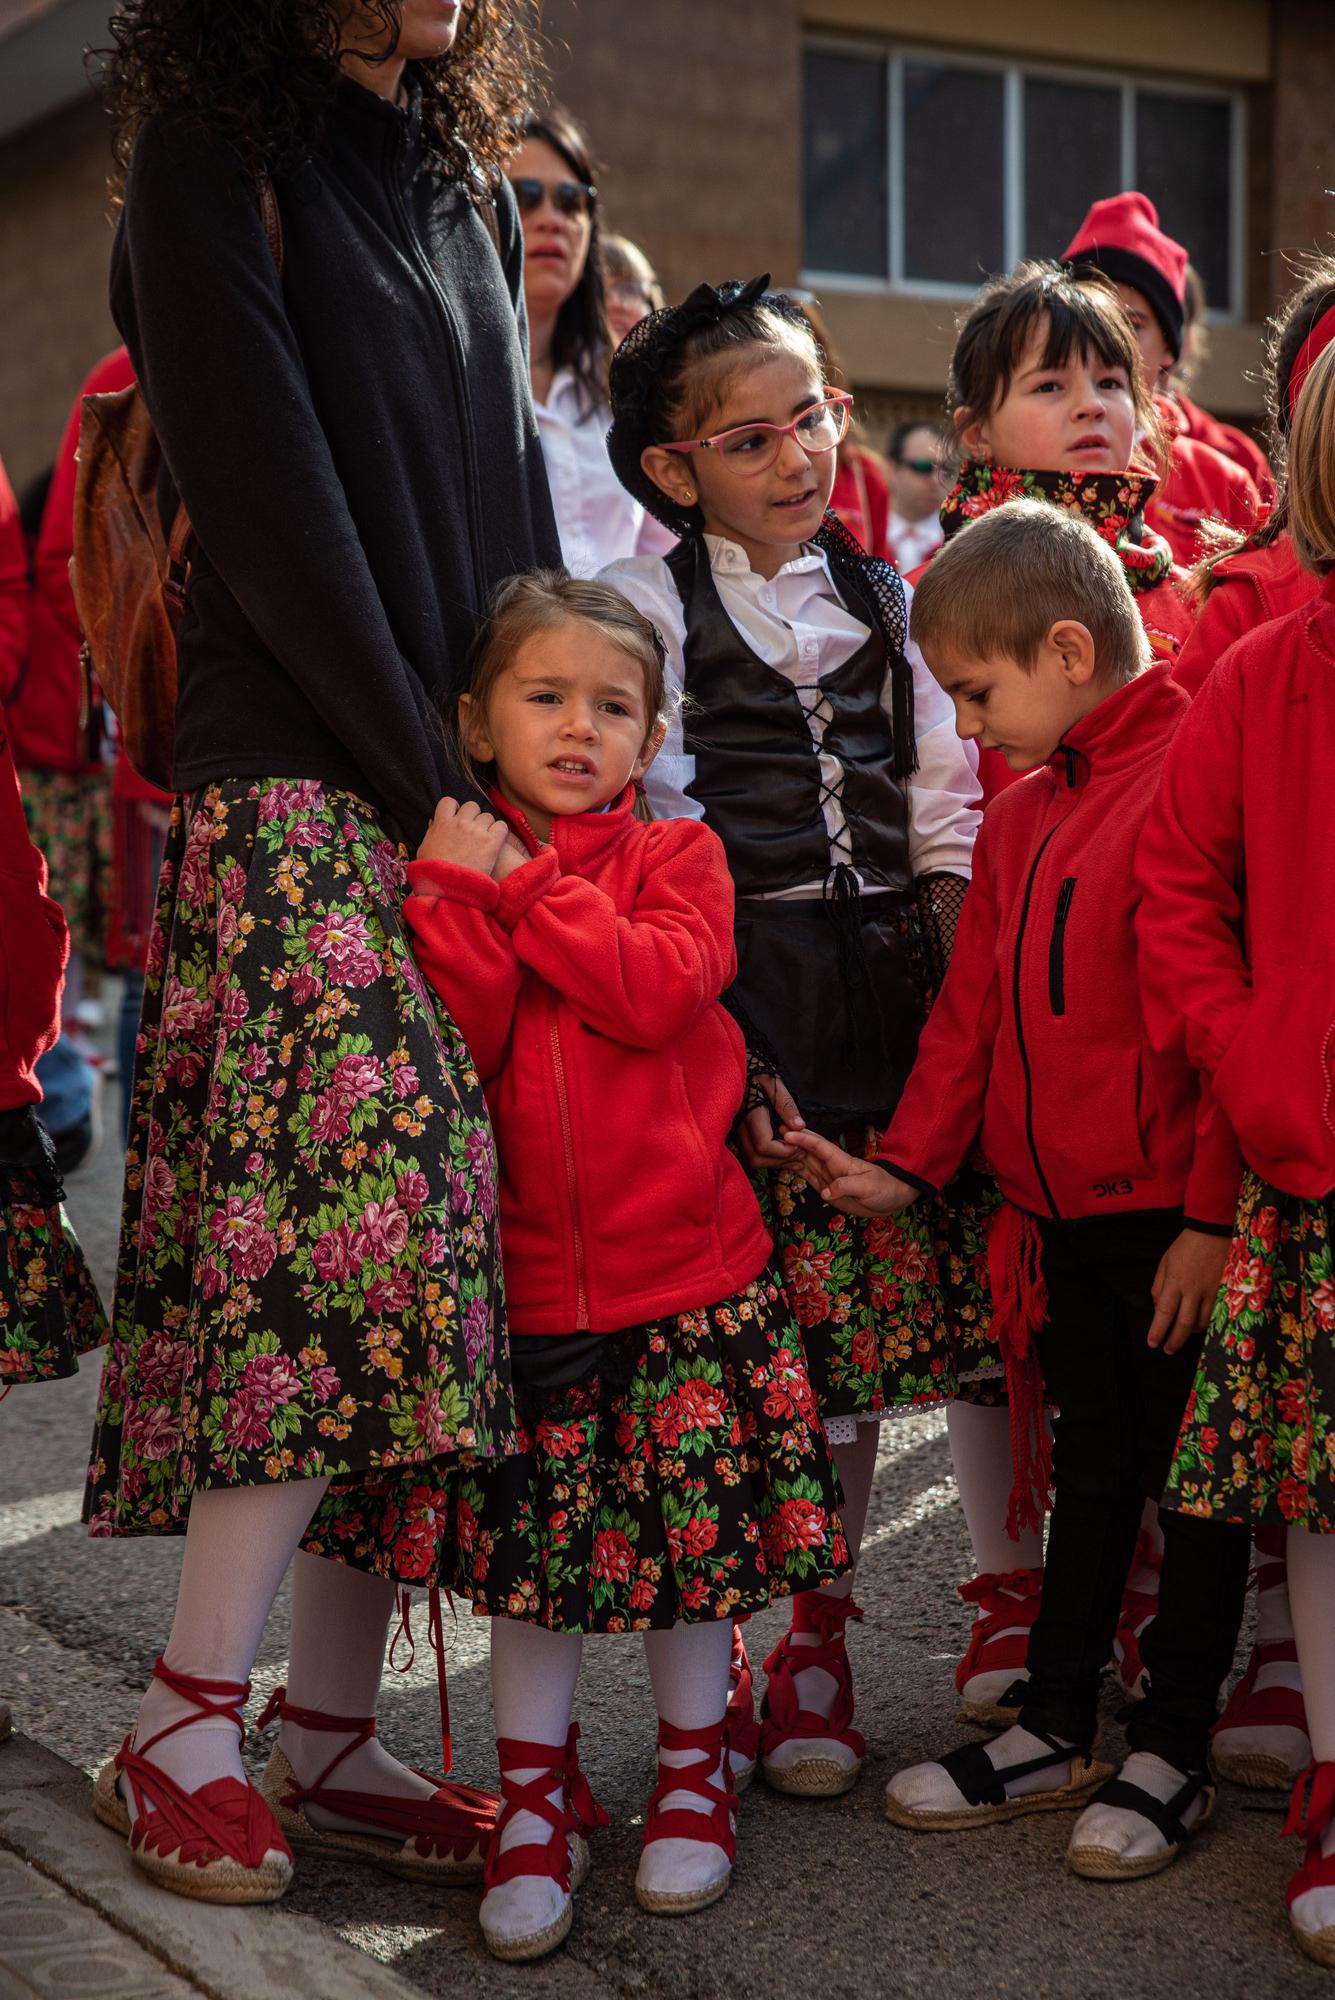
[601,279,987,1805]
[509,108,674,574]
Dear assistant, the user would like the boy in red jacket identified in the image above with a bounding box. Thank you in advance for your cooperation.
[787,498,1249,1881]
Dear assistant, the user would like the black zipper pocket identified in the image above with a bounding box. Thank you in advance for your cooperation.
[1048,877,1076,1016]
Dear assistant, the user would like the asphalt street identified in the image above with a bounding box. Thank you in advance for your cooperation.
[0,1081,1327,2000]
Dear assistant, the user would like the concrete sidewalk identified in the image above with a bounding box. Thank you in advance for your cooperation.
[0,1731,420,2000]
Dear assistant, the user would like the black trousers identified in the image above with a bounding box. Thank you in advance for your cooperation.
[1017,1209,1250,1769]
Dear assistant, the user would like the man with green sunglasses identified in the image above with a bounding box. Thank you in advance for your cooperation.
[886,420,953,574]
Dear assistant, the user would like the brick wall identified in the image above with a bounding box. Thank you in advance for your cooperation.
[0,94,117,493]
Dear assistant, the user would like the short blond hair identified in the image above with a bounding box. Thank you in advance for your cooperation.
[1287,338,1335,576]
[911,499,1146,682]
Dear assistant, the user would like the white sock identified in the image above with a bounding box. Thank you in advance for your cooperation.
[1287,1527,1335,1944]
[638,1619,733,1898]
[1069,1751,1207,1863]
[480,1621,582,1943]
[782,1427,878,1725]
[947,1402,1045,1576]
[127,1476,329,1823]
[278,1553,439,1835]
[1214,1537,1306,1772]
[887,1722,1079,1813]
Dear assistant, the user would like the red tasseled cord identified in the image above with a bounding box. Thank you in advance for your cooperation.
[986,1201,1053,1541]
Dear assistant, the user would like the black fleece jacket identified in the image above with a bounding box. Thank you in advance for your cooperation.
[112,75,560,845]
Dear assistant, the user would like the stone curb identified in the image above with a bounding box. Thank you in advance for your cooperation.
[0,1733,422,2000]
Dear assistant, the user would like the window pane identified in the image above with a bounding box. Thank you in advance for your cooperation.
[1023,78,1122,263]
[1136,91,1234,310]
[901,61,1004,286]
[803,47,887,278]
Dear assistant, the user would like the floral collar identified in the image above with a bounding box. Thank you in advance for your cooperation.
[939,461,1175,595]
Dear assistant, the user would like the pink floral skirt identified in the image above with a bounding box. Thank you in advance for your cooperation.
[83,779,515,1583]
[448,1266,850,1632]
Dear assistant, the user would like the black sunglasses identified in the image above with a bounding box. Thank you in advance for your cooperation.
[897,455,952,477]
[510,176,597,220]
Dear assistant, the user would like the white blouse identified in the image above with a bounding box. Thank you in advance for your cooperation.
[600,534,981,894]
[534,367,676,577]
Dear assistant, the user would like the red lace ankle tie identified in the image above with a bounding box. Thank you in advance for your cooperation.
[1285,1761,1335,1909]
[256,1684,495,1862]
[761,1592,865,1757]
[485,1724,608,1895]
[725,1624,760,1765]
[955,1567,1044,1693]
[117,1658,288,1872]
[642,1719,736,1861]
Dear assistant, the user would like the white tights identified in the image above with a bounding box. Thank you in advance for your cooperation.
[1288,1527,1335,1940]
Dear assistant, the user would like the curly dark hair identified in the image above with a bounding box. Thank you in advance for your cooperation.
[95,1,545,199]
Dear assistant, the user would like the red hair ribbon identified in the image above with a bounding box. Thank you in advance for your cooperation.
[1287,301,1335,420]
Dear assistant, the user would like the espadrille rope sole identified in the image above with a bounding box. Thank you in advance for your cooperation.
[1292,1919,1335,1969]
[885,1757,1114,1832]
[259,1747,486,1883]
[762,1753,862,1798]
[958,1693,1025,1730]
[1212,1747,1307,1791]
[635,1870,732,1916]
[1066,1785,1215,1881]
[482,1896,573,1963]
[93,1760,292,1904]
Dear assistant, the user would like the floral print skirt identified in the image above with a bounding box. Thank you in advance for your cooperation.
[1163,1173,1334,1534]
[84,779,514,1584]
[448,1266,850,1632]
[0,1115,107,1387]
[21,766,113,966]
[752,1140,1002,1423]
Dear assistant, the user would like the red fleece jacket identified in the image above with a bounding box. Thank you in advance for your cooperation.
[0,725,69,1111]
[404,787,772,1334]
[1148,404,1261,570]
[877,665,1241,1227]
[1173,536,1318,698]
[1136,574,1335,1198]
[1170,392,1275,509]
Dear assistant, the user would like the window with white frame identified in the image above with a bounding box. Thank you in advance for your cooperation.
[802,40,1243,315]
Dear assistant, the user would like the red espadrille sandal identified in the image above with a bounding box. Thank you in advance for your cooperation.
[1285,1761,1335,1968]
[256,1685,496,1883]
[955,1567,1044,1727]
[480,1725,608,1962]
[92,1659,292,1904]
[1112,1530,1162,1700]
[760,1592,865,1797]
[725,1624,760,1793]
[1213,1555,1310,1790]
[635,1717,736,1916]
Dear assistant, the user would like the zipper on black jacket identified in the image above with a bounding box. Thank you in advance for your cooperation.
[1048,877,1076,1016]
[1013,827,1061,1218]
[387,126,489,609]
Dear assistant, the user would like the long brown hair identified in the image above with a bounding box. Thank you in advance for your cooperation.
[97,0,545,199]
[521,105,612,418]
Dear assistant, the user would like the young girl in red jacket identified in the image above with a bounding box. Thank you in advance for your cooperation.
[403,571,847,1960]
[1135,339,1335,1968]
[599,279,992,1799]
[1061,193,1262,569]
[790,498,1250,1882]
[1174,257,1335,700]
[912,262,1194,1721]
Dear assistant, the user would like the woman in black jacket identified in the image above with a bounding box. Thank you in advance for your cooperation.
[82,0,558,1904]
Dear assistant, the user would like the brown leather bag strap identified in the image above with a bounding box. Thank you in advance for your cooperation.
[167,174,284,593]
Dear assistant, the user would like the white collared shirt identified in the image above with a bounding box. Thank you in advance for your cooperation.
[534,367,676,577]
[599,534,980,894]
[886,511,945,575]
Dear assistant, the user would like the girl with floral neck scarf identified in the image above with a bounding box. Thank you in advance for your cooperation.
[908,262,1194,1738]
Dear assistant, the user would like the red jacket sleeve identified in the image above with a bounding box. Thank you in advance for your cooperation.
[494,820,738,1051]
[0,457,28,710]
[0,729,68,1109]
[1172,579,1253,700]
[1134,657,1251,1082]
[876,823,1004,1191]
[402,860,520,1085]
[1182,1077,1244,1233]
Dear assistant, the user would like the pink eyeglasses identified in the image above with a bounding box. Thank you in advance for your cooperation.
[660,391,853,477]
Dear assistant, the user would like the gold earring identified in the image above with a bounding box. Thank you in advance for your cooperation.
[682,489,696,503]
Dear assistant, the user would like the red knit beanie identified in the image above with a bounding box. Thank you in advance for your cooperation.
[1062,192,1188,360]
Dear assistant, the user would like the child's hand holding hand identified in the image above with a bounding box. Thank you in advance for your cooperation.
[1147,1228,1229,1354]
[736,1074,805,1170]
[492,833,532,882]
[782,1129,921,1218]
[417,798,509,877]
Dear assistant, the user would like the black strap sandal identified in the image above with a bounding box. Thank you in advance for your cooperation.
[1067,1764,1217,1880]
[886,1731,1114,1833]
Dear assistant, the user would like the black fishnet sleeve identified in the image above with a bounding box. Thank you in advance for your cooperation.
[719,985,788,1119]
[915,871,970,996]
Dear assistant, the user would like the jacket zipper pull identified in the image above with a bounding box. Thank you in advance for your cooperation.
[1062,746,1077,788]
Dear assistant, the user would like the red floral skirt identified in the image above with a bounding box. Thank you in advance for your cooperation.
[448,1266,850,1632]
[0,1115,107,1387]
